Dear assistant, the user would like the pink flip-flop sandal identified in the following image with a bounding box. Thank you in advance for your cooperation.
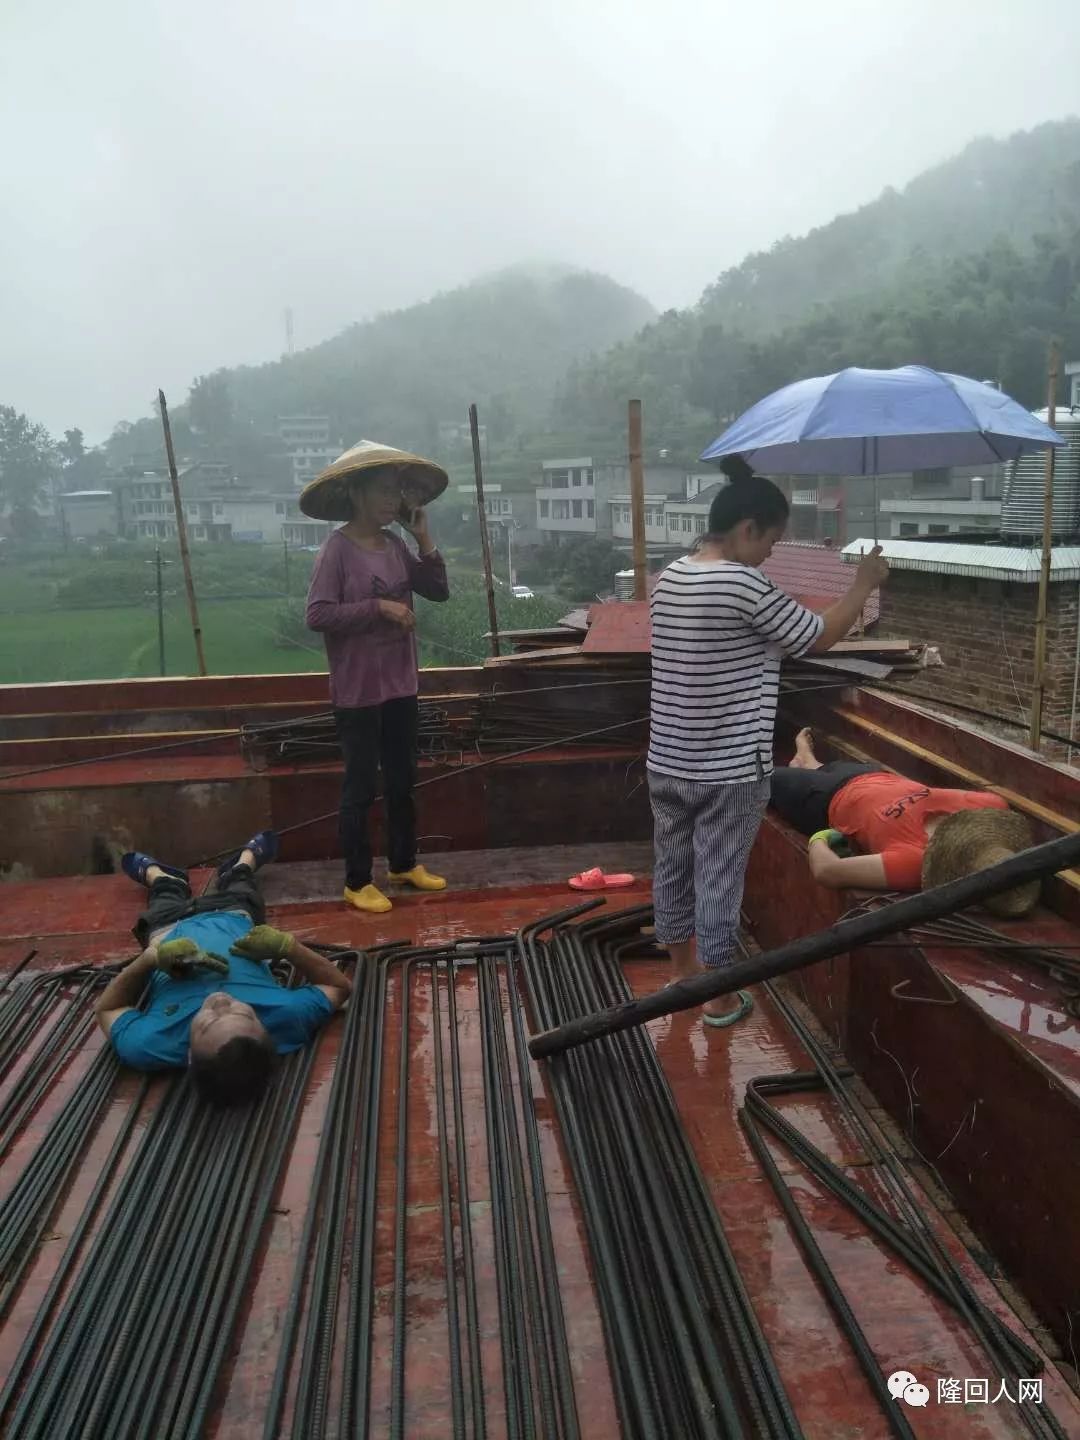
[568,867,636,892]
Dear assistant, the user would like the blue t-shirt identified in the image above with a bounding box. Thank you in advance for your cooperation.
[109,910,334,1071]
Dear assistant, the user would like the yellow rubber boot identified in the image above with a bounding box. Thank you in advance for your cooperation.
[343,883,392,914]
[387,864,447,892]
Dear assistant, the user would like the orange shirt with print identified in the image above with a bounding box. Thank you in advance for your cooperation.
[827,773,1009,890]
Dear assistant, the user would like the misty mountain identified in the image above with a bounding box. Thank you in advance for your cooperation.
[223,265,655,454]
[699,118,1080,337]
[552,119,1080,462]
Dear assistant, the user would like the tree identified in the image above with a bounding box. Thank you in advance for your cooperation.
[0,406,57,535]
[58,425,109,489]
[60,428,86,466]
[188,372,234,444]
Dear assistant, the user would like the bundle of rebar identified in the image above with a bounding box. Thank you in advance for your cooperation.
[740,962,1070,1440]
[9,910,1063,1438]
[265,938,581,1440]
[518,904,803,1440]
[240,703,466,765]
[239,686,647,768]
[0,964,122,1320]
[1,1019,318,1439]
[474,695,645,753]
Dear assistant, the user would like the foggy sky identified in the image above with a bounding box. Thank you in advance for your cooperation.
[4,0,1080,442]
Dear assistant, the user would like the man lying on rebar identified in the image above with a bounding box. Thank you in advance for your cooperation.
[95,831,351,1105]
[769,729,1040,917]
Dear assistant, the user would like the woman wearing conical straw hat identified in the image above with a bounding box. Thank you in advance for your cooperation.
[303,441,451,913]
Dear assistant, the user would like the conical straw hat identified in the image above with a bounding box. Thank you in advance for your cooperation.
[921,808,1039,918]
[298,440,448,522]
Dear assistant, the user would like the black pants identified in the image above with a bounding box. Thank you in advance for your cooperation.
[769,762,879,836]
[132,867,265,947]
[335,697,419,889]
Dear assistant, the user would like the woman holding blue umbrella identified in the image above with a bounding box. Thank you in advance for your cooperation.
[648,459,888,1025]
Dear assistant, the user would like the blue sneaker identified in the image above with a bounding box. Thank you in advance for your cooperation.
[121,852,189,888]
[215,829,279,882]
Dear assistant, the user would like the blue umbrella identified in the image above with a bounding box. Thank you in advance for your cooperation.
[700,365,1062,475]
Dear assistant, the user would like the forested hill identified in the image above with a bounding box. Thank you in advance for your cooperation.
[233,265,654,447]
[105,264,654,472]
[553,120,1080,463]
[699,118,1080,338]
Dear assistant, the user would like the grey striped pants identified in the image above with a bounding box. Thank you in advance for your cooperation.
[648,771,770,969]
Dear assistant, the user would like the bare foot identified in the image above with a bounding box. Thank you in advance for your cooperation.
[791,727,821,771]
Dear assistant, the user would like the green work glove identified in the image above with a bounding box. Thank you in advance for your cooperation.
[155,938,230,980]
[808,828,852,857]
[230,924,295,962]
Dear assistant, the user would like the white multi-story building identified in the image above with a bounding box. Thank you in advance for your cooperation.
[609,497,677,548]
[278,415,331,448]
[609,478,722,555]
[458,483,516,524]
[277,416,339,490]
[127,478,317,546]
[535,457,598,543]
[289,444,340,490]
[880,477,1002,538]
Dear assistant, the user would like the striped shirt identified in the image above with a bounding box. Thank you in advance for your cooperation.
[647,556,824,784]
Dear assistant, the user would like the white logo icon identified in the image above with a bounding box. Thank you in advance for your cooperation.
[892,1367,1042,1408]
[887,1370,918,1401]
[888,1370,929,1407]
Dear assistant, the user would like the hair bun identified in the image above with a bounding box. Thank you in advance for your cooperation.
[718,455,756,485]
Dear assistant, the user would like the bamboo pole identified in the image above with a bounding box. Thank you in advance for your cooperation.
[528,827,1080,1059]
[628,400,647,601]
[157,390,207,676]
[1029,341,1060,752]
[469,403,500,657]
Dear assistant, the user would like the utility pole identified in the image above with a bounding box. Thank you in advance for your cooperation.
[145,546,172,676]
[282,535,291,597]
[158,389,208,676]
[628,399,647,601]
[470,402,500,657]
[1030,340,1060,752]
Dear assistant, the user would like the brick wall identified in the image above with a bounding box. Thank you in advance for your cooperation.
[878,569,1080,739]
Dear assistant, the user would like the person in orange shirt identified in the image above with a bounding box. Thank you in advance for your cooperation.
[769,729,1039,917]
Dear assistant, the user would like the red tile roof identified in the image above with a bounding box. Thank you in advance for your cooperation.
[762,543,880,624]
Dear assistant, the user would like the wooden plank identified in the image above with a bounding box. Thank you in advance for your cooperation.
[581,603,651,655]
[488,627,584,642]
[559,609,591,631]
[483,646,586,666]
[790,655,897,680]
[827,639,916,655]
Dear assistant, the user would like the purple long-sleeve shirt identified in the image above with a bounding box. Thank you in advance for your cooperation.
[305,529,450,709]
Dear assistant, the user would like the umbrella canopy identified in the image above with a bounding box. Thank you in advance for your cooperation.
[700,366,1063,476]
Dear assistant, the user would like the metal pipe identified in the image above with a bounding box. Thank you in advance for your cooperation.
[529,830,1080,1057]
